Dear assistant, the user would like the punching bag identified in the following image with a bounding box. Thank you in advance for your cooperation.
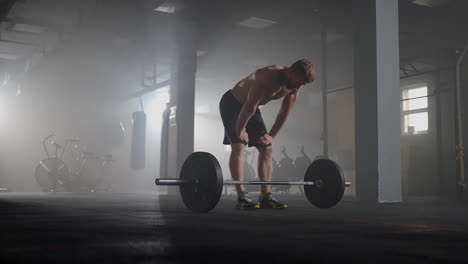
[131,108,146,170]
[159,103,170,178]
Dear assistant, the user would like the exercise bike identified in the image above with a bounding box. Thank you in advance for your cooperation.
[291,145,311,195]
[272,145,295,194]
[63,139,114,192]
[34,134,71,192]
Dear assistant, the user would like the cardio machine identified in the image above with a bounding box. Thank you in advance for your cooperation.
[34,134,70,192]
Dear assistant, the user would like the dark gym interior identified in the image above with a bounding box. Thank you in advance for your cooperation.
[0,0,468,263]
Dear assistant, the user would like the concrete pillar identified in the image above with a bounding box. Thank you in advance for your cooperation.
[436,52,457,200]
[353,0,402,203]
[165,10,198,186]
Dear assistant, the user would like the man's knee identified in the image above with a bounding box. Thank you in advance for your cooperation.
[230,143,245,157]
[257,146,273,160]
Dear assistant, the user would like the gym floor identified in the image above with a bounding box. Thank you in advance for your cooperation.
[0,192,467,264]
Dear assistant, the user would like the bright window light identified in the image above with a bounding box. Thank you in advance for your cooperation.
[404,112,428,134]
[402,85,429,135]
[146,87,170,118]
[403,87,428,111]
[407,97,427,111]
[408,87,427,98]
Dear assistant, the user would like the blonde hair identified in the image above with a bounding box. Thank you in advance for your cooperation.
[291,59,316,83]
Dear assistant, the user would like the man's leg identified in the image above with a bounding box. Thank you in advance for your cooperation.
[229,143,246,194]
[230,143,259,209]
[257,146,273,198]
[257,146,287,209]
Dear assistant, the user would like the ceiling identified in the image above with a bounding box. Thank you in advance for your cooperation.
[0,0,467,100]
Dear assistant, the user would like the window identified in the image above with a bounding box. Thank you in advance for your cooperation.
[401,85,429,135]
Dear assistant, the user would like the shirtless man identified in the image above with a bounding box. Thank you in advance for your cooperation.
[219,59,316,210]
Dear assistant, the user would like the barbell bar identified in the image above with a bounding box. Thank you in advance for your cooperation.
[155,152,351,213]
[156,179,351,186]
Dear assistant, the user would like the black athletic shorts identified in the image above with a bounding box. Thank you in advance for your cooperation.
[219,90,271,148]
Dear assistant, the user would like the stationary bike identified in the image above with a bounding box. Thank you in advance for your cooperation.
[291,145,311,195]
[272,146,295,194]
[63,139,115,192]
[34,134,71,192]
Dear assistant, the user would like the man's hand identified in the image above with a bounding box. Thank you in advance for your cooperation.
[257,133,273,146]
[239,129,249,144]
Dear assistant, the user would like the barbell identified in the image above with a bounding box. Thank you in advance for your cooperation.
[155,152,351,213]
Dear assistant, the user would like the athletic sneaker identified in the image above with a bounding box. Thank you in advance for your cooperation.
[236,191,260,210]
[259,192,288,209]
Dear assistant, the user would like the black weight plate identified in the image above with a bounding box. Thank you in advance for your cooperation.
[304,159,345,208]
[179,152,223,213]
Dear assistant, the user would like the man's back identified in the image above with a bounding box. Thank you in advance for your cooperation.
[230,65,290,106]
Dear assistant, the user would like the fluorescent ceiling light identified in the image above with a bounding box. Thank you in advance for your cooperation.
[154,1,176,14]
[411,0,450,8]
[197,50,208,57]
[11,24,46,34]
[239,17,277,29]
[0,53,19,60]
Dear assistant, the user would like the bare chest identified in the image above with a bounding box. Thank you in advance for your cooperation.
[259,86,290,105]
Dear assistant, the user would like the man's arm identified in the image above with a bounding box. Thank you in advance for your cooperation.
[235,84,264,137]
[269,90,299,138]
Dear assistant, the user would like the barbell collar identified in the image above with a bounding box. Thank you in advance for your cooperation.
[155,178,187,186]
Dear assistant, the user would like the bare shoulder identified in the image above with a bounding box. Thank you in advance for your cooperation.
[267,64,286,70]
[254,65,285,90]
[256,64,285,75]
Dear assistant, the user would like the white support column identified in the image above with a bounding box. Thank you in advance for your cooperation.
[376,0,402,202]
[353,0,402,203]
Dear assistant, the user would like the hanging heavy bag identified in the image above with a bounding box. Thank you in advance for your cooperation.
[130,99,146,170]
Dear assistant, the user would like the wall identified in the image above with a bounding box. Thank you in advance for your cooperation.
[0,27,161,192]
[400,75,439,196]
[460,59,468,199]
[326,35,355,196]
[437,62,457,199]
